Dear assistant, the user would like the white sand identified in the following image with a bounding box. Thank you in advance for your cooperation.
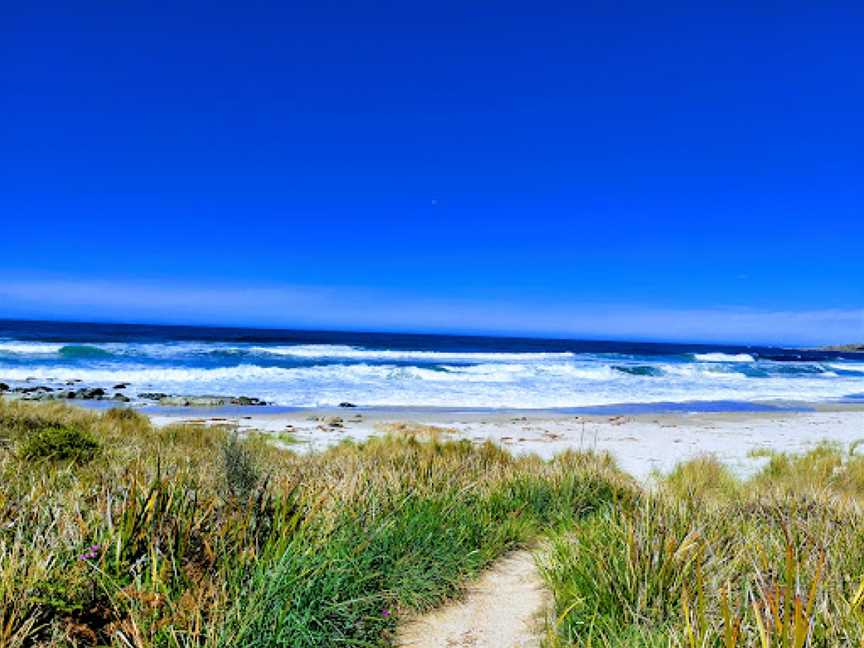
[396,550,547,648]
[149,406,864,481]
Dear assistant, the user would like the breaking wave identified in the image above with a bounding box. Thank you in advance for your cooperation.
[692,353,756,363]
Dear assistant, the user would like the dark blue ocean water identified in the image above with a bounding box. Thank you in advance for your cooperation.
[1,319,862,409]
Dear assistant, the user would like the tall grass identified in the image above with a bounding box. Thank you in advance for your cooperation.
[0,400,631,647]
[5,399,863,647]
[541,445,864,647]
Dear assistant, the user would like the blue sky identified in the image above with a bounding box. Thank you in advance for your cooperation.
[2,2,862,344]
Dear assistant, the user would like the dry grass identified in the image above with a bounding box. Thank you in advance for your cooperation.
[375,421,459,441]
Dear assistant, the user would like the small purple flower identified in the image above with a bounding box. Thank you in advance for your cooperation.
[79,544,101,561]
[381,608,391,618]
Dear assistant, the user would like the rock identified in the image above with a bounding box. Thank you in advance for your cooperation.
[338,402,357,408]
[148,393,267,407]
[138,392,169,401]
[323,416,344,427]
[158,396,191,407]
[73,387,105,400]
[0,383,9,392]
[16,386,55,399]
[159,395,227,407]
[19,385,54,393]
[113,383,129,390]
[112,393,131,402]
[231,396,267,406]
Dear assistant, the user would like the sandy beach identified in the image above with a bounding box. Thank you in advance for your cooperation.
[150,404,864,481]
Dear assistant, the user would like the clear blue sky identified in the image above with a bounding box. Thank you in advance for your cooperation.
[2,2,862,344]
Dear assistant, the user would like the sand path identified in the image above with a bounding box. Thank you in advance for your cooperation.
[396,550,549,648]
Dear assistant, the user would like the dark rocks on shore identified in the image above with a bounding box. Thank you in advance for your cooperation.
[155,394,269,407]
[2,383,268,407]
[6,385,109,401]
[138,392,169,401]
[233,396,267,406]
[79,387,105,399]
[338,402,357,408]
[10,386,56,401]
[19,386,55,393]
[158,396,226,407]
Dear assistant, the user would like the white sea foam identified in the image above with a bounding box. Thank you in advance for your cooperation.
[831,363,864,373]
[693,353,755,363]
[2,358,861,409]
[662,364,747,380]
[0,341,225,358]
[247,344,576,362]
[0,341,66,354]
[0,340,581,362]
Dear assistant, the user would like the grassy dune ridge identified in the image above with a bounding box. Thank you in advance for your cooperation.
[0,400,630,647]
[2,401,863,647]
[541,448,864,647]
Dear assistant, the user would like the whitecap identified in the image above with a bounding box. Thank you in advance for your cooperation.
[247,344,576,362]
[693,353,755,363]
[0,341,65,354]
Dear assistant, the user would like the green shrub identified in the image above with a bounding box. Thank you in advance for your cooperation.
[19,425,100,463]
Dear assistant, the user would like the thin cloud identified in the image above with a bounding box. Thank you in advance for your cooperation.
[1,277,861,346]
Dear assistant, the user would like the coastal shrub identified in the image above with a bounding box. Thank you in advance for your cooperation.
[18,424,100,463]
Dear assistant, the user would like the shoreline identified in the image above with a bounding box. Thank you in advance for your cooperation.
[144,402,864,481]
[5,389,864,481]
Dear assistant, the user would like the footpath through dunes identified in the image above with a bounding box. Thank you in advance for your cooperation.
[397,550,549,648]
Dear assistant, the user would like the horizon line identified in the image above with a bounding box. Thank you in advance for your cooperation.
[0,315,851,351]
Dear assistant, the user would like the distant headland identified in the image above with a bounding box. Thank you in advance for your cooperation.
[822,343,864,352]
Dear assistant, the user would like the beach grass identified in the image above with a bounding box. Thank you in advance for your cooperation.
[540,444,864,647]
[0,399,630,647]
[3,400,864,647]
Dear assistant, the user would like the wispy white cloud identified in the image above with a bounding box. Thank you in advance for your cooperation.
[1,277,861,346]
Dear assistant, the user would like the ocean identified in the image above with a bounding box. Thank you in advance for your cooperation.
[0,319,862,410]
